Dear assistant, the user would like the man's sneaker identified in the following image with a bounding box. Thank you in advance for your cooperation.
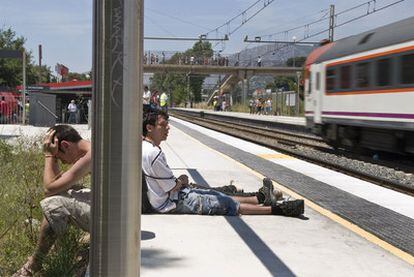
[272,199,304,217]
[258,177,273,204]
[259,178,283,205]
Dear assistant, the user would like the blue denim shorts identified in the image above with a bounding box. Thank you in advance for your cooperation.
[173,188,240,216]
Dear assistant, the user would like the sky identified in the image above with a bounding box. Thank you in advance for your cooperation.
[2,0,413,73]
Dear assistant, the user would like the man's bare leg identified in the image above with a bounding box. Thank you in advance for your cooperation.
[24,217,57,273]
[231,195,259,205]
[238,203,272,215]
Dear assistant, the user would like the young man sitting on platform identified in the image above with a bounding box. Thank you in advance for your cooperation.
[142,109,305,216]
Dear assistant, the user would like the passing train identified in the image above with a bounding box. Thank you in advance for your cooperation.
[304,16,414,155]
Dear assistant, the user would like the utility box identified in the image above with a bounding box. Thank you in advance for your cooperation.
[29,92,60,126]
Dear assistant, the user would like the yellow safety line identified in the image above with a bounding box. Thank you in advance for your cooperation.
[257,153,295,159]
[171,123,414,265]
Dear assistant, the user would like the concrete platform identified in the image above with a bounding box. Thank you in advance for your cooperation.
[1,123,413,275]
[141,123,413,276]
[172,107,306,126]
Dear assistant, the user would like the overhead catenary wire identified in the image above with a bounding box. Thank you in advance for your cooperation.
[205,0,276,38]
[146,7,211,31]
[251,0,405,43]
[236,0,406,63]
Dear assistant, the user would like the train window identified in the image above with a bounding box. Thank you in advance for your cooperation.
[340,65,351,89]
[326,68,336,91]
[316,72,320,90]
[401,53,414,84]
[356,62,370,88]
[377,58,391,86]
[307,74,312,95]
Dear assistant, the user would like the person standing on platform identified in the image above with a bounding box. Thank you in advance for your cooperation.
[67,100,77,124]
[143,85,151,109]
[265,98,272,115]
[142,109,304,216]
[150,90,159,110]
[13,125,92,276]
[0,96,11,124]
[160,91,169,112]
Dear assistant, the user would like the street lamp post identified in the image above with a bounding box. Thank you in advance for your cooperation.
[296,71,301,116]
[292,36,297,67]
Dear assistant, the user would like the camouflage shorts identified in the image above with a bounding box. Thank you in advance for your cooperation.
[40,188,91,236]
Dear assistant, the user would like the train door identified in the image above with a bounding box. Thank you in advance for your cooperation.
[312,63,323,124]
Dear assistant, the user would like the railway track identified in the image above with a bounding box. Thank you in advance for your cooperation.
[170,110,414,196]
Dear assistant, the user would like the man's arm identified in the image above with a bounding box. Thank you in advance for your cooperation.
[42,129,91,196]
[42,130,61,186]
[43,151,91,196]
[170,174,188,192]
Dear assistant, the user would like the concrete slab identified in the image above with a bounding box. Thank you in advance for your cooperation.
[2,123,413,275]
[141,125,413,276]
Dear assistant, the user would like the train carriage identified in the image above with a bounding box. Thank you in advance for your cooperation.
[304,16,414,154]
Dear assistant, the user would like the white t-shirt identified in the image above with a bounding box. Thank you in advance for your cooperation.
[68,103,77,113]
[143,90,151,105]
[142,140,177,213]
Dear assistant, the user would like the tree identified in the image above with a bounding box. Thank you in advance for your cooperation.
[286,56,306,67]
[267,76,296,92]
[0,27,52,89]
[183,41,212,101]
[150,41,214,105]
[0,27,26,88]
[67,72,91,81]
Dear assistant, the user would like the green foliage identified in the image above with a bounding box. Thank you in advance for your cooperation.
[150,41,213,104]
[267,76,297,92]
[231,103,250,113]
[185,41,213,60]
[0,27,53,88]
[42,227,89,277]
[67,72,91,81]
[0,138,88,276]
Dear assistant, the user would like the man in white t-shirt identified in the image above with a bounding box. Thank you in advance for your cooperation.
[143,86,151,108]
[67,100,77,124]
[142,109,304,216]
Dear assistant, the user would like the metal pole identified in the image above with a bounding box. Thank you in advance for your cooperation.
[329,5,335,42]
[242,79,248,106]
[91,0,142,276]
[296,72,300,116]
[22,50,26,125]
[38,44,42,83]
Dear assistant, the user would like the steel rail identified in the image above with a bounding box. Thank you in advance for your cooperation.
[171,111,414,195]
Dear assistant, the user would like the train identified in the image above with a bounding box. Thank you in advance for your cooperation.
[304,16,414,155]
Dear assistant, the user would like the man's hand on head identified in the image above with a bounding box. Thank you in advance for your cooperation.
[43,129,59,157]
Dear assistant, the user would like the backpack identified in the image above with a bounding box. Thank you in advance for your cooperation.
[141,171,155,214]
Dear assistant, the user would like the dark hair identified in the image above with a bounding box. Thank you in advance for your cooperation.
[142,108,168,137]
[48,125,82,152]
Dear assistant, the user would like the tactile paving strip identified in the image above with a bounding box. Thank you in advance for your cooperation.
[172,120,414,256]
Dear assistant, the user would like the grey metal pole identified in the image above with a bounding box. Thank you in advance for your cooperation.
[22,50,26,125]
[241,78,247,106]
[296,71,300,116]
[91,0,142,276]
[329,5,335,42]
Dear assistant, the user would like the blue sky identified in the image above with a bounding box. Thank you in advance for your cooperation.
[2,0,413,73]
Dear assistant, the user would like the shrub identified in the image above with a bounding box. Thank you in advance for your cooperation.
[0,137,89,276]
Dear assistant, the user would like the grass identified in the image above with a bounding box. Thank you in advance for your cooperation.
[0,138,89,276]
